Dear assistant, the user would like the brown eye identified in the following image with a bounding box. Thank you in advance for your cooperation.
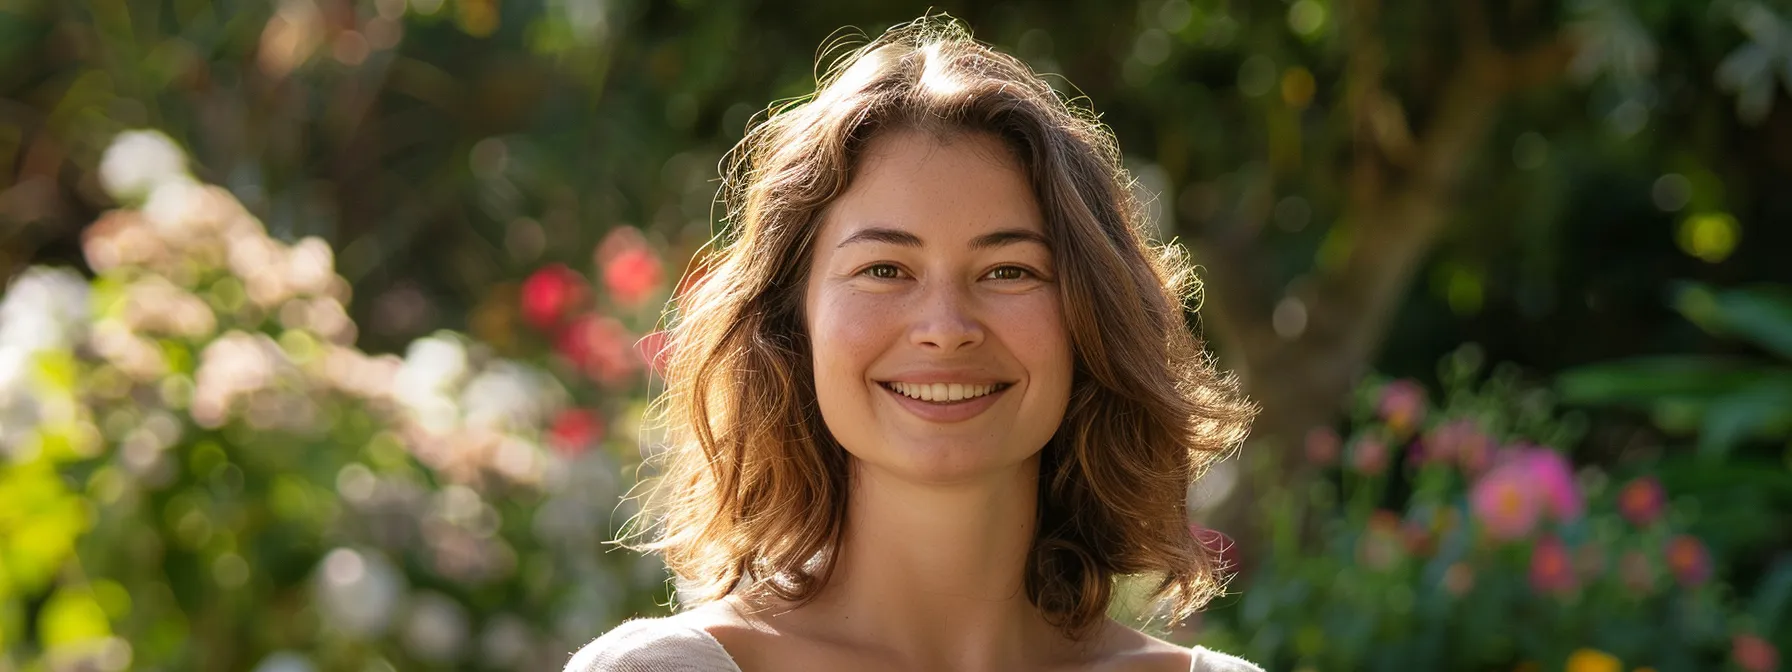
[987,266,1030,280]
[864,264,902,279]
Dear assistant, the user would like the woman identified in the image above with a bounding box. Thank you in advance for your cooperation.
[568,14,1259,672]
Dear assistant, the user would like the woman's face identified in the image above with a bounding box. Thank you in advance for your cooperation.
[803,128,1074,484]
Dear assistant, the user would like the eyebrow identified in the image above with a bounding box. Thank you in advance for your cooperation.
[834,226,1051,251]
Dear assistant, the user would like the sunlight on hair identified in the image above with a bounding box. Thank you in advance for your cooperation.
[916,42,968,99]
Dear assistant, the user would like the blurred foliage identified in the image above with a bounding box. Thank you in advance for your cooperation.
[1560,282,1792,460]
[0,0,1789,365]
[0,133,670,671]
[0,0,1790,670]
[1198,350,1790,671]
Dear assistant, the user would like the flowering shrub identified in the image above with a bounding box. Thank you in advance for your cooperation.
[1194,346,1787,672]
[0,131,668,671]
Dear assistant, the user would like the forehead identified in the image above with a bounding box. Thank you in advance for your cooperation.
[816,128,1046,244]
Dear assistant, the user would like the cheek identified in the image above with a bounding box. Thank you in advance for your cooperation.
[807,290,895,382]
[994,294,1073,386]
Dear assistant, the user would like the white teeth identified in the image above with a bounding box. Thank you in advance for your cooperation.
[888,381,1002,402]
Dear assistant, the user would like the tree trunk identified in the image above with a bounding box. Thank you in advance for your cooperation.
[1178,8,1576,570]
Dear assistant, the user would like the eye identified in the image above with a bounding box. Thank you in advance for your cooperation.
[860,263,904,279]
[985,265,1035,281]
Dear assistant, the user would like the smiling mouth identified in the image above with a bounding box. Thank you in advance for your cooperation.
[878,381,1013,403]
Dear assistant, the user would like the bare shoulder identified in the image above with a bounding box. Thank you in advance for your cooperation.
[1092,621,1262,672]
[562,611,738,672]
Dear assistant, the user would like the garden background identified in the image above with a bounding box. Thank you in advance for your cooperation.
[0,0,1789,670]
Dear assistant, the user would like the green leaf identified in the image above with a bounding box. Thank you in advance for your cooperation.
[1696,375,1792,459]
[1751,559,1792,631]
[1713,285,1792,361]
[1554,356,1772,407]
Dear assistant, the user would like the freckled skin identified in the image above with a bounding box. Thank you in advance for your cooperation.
[803,128,1075,485]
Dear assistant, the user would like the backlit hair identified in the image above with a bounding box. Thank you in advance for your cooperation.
[626,14,1256,639]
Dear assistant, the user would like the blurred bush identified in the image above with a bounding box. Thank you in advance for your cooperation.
[1194,347,1790,671]
[0,131,671,671]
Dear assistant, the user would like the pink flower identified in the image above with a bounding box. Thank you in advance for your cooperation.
[1426,419,1497,475]
[1519,448,1584,521]
[1305,426,1341,467]
[1469,446,1583,541]
[1617,476,1665,527]
[1377,379,1427,434]
[1422,419,1485,466]
[1529,535,1577,595]
[519,264,587,331]
[1456,429,1494,476]
[1733,633,1780,672]
[635,330,672,375]
[1665,534,1712,587]
[1470,466,1542,540]
[556,315,639,386]
[1349,437,1389,475]
[548,409,605,458]
[596,227,663,308]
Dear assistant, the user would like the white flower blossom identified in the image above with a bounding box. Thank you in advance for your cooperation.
[312,547,405,636]
[402,591,470,663]
[250,652,317,672]
[394,334,470,433]
[460,361,565,433]
[0,267,90,359]
[99,130,189,203]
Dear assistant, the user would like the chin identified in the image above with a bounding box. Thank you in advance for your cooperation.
[859,438,1041,486]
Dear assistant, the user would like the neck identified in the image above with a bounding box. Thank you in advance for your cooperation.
[776,455,1085,670]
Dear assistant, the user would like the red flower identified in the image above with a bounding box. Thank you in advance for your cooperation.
[1349,437,1389,476]
[1304,426,1340,467]
[1619,550,1656,595]
[597,227,663,309]
[519,264,587,331]
[556,315,640,386]
[1528,535,1577,595]
[604,247,663,308]
[1401,519,1436,557]
[1617,476,1665,528]
[1189,524,1239,576]
[1733,633,1780,672]
[1665,534,1712,587]
[549,409,605,458]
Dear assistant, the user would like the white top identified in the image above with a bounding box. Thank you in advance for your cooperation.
[565,616,1264,672]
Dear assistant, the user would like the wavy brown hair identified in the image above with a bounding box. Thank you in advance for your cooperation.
[625,14,1256,640]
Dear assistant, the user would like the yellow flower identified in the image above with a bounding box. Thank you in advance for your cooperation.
[1566,648,1622,672]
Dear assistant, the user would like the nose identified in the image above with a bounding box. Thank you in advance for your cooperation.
[909,280,985,353]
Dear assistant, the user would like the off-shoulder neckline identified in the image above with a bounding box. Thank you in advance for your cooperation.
[664,618,1244,672]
